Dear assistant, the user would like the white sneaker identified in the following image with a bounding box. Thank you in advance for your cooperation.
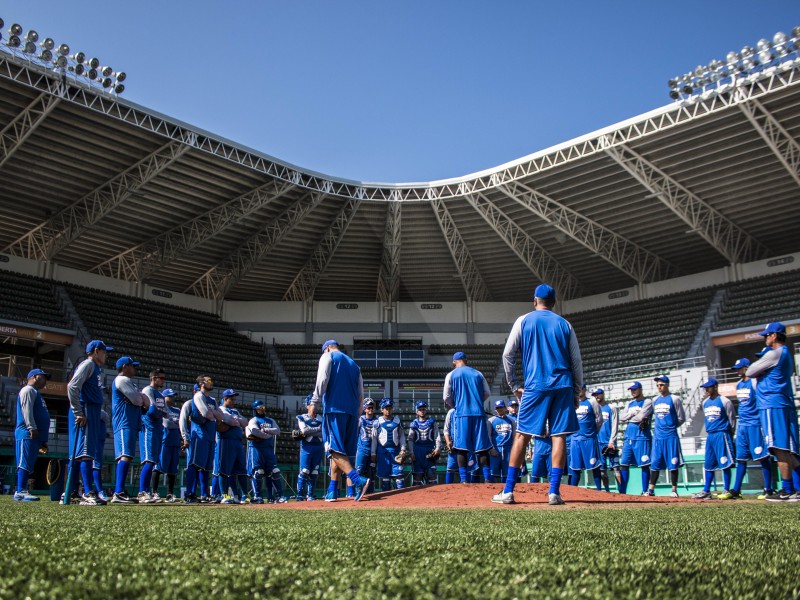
[669,491,679,498]
[137,491,153,504]
[150,492,162,503]
[13,490,39,502]
[548,493,565,505]
[491,491,515,504]
[79,492,100,506]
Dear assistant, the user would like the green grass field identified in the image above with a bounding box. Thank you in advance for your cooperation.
[1,497,799,599]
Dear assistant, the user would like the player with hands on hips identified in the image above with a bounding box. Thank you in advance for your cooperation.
[646,376,685,498]
[295,393,324,501]
[371,398,407,490]
[618,381,653,495]
[407,401,442,485]
[692,378,736,500]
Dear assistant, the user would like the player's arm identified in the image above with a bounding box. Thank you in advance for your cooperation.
[590,398,604,432]
[673,397,687,428]
[406,427,415,458]
[745,349,781,378]
[218,408,240,426]
[609,406,619,445]
[179,401,191,443]
[481,375,491,402]
[246,417,269,440]
[721,397,737,433]
[19,387,38,438]
[568,326,584,398]
[443,411,453,449]
[192,392,215,420]
[629,398,653,423]
[261,418,280,436]
[311,353,332,405]
[357,373,364,405]
[397,420,407,453]
[370,422,378,455]
[433,421,442,452]
[116,376,148,407]
[68,360,94,420]
[619,401,634,422]
[502,316,523,395]
[443,372,454,409]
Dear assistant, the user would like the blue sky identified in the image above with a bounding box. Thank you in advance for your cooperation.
[4,2,798,182]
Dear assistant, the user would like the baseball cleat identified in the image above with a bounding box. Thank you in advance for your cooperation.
[669,491,679,498]
[548,493,565,505]
[354,478,372,502]
[324,491,336,502]
[13,491,39,502]
[717,490,741,500]
[491,491,515,504]
[111,491,136,504]
[691,491,713,500]
[765,489,792,502]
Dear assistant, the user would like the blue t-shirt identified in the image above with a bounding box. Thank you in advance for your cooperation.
[358,415,379,453]
[703,396,732,434]
[321,351,362,416]
[598,404,616,445]
[15,385,50,442]
[623,398,653,441]
[573,398,600,440]
[445,366,489,417]
[756,346,795,409]
[489,415,515,449]
[735,379,760,427]
[112,378,143,433]
[511,310,579,393]
[219,408,244,441]
[652,395,682,438]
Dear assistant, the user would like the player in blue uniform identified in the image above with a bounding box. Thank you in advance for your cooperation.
[444,351,492,485]
[246,400,284,503]
[593,388,620,492]
[90,409,110,504]
[185,376,222,503]
[506,399,528,482]
[110,357,149,504]
[530,433,552,483]
[218,389,250,504]
[488,400,516,483]
[646,376,685,497]
[66,340,112,505]
[138,368,168,503]
[14,369,50,502]
[619,381,653,495]
[692,378,736,500]
[153,389,181,502]
[407,401,442,485]
[717,358,773,500]
[178,387,196,499]
[296,393,325,501]
[495,284,583,505]
[371,398,407,490]
[355,398,379,492]
[746,323,799,502]
[569,385,604,491]
[443,408,459,483]
[312,340,369,501]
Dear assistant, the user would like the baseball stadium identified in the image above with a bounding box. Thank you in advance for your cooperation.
[1,6,800,599]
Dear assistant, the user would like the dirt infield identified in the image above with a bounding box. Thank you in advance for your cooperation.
[250,483,696,510]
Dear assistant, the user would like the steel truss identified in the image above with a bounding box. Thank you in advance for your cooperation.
[376,201,402,303]
[738,97,800,189]
[605,143,769,264]
[0,91,61,170]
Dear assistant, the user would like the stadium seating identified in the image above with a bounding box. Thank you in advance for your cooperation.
[715,268,800,331]
[0,269,69,329]
[64,285,282,394]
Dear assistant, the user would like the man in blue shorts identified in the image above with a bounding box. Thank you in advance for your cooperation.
[593,388,620,492]
[110,356,149,504]
[746,323,799,501]
[311,340,369,501]
[296,393,324,501]
[407,401,442,485]
[354,398,379,494]
[442,407,459,484]
[569,385,603,491]
[692,378,735,500]
[444,351,492,485]
[371,398,408,490]
[246,400,282,503]
[619,381,653,495]
[494,283,582,505]
[14,369,50,502]
[646,376,685,497]
[139,368,168,503]
[185,375,222,503]
[153,388,181,501]
[488,400,516,483]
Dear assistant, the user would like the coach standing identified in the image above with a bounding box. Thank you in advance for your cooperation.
[312,340,369,501]
[14,369,51,501]
[492,283,582,505]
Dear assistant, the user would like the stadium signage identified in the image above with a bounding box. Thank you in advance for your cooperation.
[420,304,443,309]
[336,303,359,309]
[398,381,444,391]
[607,290,629,299]
[766,256,794,267]
[363,381,385,392]
[0,321,74,345]
[151,289,173,299]
[712,323,800,346]
[0,254,8,263]
[42,381,68,397]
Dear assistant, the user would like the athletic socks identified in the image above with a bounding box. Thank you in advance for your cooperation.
[211,475,222,497]
[482,466,491,482]
[79,460,92,495]
[549,467,563,495]
[272,477,284,498]
[197,470,209,497]
[760,458,773,492]
[792,464,800,493]
[445,471,454,484]
[151,470,161,496]
[503,466,521,494]
[592,468,602,491]
[781,479,795,494]
[619,468,630,494]
[395,477,405,489]
[16,468,28,493]
[251,477,261,498]
[346,485,355,497]
[722,467,731,492]
[93,468,103,494]
[115,460,130,494]
[703,470,714,493]
[167,474,176,496]
[297,475,307,496]
[568,471,578,486]
[139,463,154,493]
[185,465,197,496]
[640,467,650,494]
[309,474,318,496]
[733,461,747,493]
[458,467,469,483]
[327,479,338,495]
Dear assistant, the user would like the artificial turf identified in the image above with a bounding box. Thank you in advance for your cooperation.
[0,497,798,599]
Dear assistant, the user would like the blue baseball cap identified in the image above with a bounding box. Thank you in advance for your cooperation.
[415,401,429,410]
[222,388,239,398]
[321,339,339,352]
[628,381,642,390]
[654,375,670,384]
[379,397,393,409]
[252,400,265,410]
[162,388,176,397]
[452,351,467,361]
[700,378,719,388]
[115,356,139,369]
[363,398,376,409]
[731,358,751,370]
[193,383,200,392]
[27,368,50,380]
[508,398,519,406]
[86,339,113,353]
[591,387,604,396]
[494,399,506,408]
[756,346,770,357]
[758,322,786,336]
[534,283,555,300]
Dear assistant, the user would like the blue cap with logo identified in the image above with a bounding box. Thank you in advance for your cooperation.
[379,397,393,409]
[363,398,376,409]
[162,388,176,397]
[756,346,770,357]
[731,358,751,370]
[494,399,506,408]
[115,356,139,369]
[252,400,265,410]
[700,378,719,388]
[591,387,604,396]
[508,398,519,406]
[452,351,466,361]
[222,388,239,398]
[534,283,555,300]
[414,401,428,410]
[654,375,670,384]
[321,339,339,352]
[86,339,113,353]
[27,368,50,380]
[628,381,642,390]
[758,322,786,336]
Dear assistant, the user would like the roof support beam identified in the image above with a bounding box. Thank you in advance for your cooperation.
[188,191,326,301]
[0,92,61,170]
[91,179,297,282]
[605,143,769,264]
[376,201,402,303]
[738,97,800,189]
[495,180,675,283]
[430,197,491,302]
[4,135,194,260]
[283,198,363,301]
[465,193,582,300]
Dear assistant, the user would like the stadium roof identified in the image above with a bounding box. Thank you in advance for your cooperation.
[1,50,799,304]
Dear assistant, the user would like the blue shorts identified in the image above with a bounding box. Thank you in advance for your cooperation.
[219,438,247,476]
[651,436,684,471]
[452,415,492,453]
[376,446,403,478]
[323,412,358,460]
[411,443,437,474]
[299,443,325,476]
[114,427,138,461]
[16,438,41,473]
[704,431,734,470]
[247,445,278,478]
[760,408,799,455]
[446,451,458,472]
[621,439,652,467]
[490,445,513,478]
[517,387,578,437]
[139,427,163,464]
[158,444,180,475]
[355,445,374,477]
[531,440,552,479]
[598,440,619,469]
[213,438,222,476]
[569,437,601,471]
[188,434,215,471]
[74,403,103,462]
[735,424,769,461]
